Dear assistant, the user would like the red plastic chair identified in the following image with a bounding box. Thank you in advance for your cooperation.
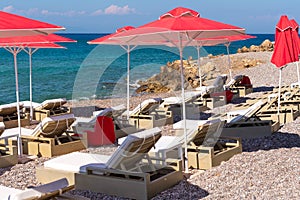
[85,116,115,146]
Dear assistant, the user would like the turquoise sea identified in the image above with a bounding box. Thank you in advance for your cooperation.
[0,33,274,104]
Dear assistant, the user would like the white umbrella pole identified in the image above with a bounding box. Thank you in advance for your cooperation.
[225,43,232,79]
[179,38,188,173]
[296,62,300,83]
[28,48,33,121]
[197,45,202,87]
[277,68,282,114]
[12,47,23,156]
[126,47,130,120]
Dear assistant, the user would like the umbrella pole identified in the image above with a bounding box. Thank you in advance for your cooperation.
[197,45,202,87]
[296,61,300,83]
[127,47,130,120]
[12,47,23,156]
[225,43,232,79]
[277,68,282,114]
[28,48,33,121]
[178,38,188,173]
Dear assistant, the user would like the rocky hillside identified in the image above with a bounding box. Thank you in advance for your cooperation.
[136,40,274,94]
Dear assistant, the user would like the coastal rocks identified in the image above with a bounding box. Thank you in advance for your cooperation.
[136,81,170,94]
[237,39,274,53]
[136,60,202,93]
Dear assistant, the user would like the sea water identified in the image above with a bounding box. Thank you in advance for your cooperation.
[0,33,274,104]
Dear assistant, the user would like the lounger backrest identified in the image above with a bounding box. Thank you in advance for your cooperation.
[229,100,266,124]
[90,104,126,124]
[130,98,162,116]
[31,113,75,138]
[0,102,24,116]
[170,119,222,147]
[184,91,203,103]
[35,98,67,110]
[0,121,5,136]
[105,127,162,171]
[192,119,223,146]
[212,75,227,87]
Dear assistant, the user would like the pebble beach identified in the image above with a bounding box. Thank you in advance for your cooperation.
[0,51,299,199]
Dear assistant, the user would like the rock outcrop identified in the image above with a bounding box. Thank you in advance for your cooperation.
[237,39,274,53]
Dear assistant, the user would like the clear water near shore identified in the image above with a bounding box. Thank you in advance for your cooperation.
[0,33,274,104]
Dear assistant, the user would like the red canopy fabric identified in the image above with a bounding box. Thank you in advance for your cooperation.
[113,7,245,45]
[159,7,200,19]
[88,26,135,44]
[0,34,76,46]
[271,15,298,68]
[0,11,64,38]
[25,43,65,49]
[290,19,300,60]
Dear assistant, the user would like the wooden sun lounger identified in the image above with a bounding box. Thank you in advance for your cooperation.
[224,74,253,97]
[128,98,173,129]
[221,100,280,137]
[159,93,208,121]
[73,104,139,141]
[36,127,183,200]
[0,129,18,168]
[149,119,242,170]
[34,98,72,121]
[0,102,30,129]
[1,178,75,200]
[7,114,85,157]
[257,95,300,125]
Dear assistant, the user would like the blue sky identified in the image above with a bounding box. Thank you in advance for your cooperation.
[1,0,299,34]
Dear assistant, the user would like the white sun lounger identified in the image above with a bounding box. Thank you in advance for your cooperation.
[2,113,85,157]
[0,178,75,200]
[36,127,182,199]
[127,98,173,129]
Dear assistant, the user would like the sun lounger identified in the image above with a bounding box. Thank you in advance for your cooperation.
[219,100,280,138]
[159,92,208,121]
[149,119,242,170]
[36,127,183,199]
[0,121,4,137]
[6,113,85,157]
[0,102,30,129]
[73,104,138,140]
[192,74,228,109]
[127,98,173,129]
[33,98,72,121]
[0,178,74,200]
[257,94,300,125]
[224,74,253,97]
[0,129,18,168]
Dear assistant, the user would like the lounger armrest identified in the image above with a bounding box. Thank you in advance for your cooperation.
[226,120,272,128]
[129,114,155,120]
[35,108,51,115]
[85,166,149,178]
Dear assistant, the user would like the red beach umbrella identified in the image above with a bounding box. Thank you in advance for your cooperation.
[290,19,300,82]
[190,34,256,85]
[88,26,136,119]
[0,11,64,37]
[271,16,297,67]
[0,34,76,120]
[114,7,247,172]
[271,15,299,114]
[0,11,65,155]
[0,33,75,45]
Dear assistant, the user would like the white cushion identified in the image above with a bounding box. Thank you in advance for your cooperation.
[0,185,23,200]
[44,152,110,173]
[0,102,23,110]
